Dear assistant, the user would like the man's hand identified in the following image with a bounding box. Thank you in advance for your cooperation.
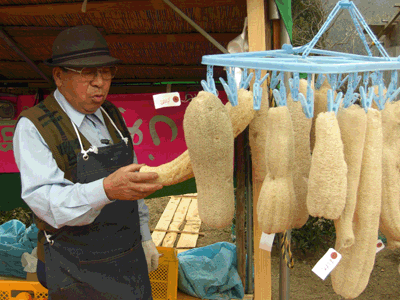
[103,164,163,200]
[142,239,160,273]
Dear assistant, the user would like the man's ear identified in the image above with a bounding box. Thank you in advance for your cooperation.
[53,67,64,88]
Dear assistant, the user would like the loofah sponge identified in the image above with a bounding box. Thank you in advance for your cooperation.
[140,89,255,186]
[331,108,382,299]
[334,105,367,250]
[183,91,235,229]
[257,106,296,234]
[307,111,347,220]
[287,79,311,228]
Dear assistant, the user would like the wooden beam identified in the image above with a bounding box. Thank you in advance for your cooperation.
[0,0,246,17]
[4,28,238,44]
[247,0,271,299]
[0,29,53,86]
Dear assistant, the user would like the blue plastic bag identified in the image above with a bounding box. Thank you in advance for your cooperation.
[0,220,38,278]
[178,242,244,299]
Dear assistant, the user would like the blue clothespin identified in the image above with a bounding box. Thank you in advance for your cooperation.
[315,74,326,90]
[327,74,338,90]
[363,71,370,90]
[273,89,284,107]
[360,86,374,112]
[220,67,238,106]
[373,83,387,110]
[289,73,300,101]
[386,86,400,103]
[252,69,269,110]
[327,89,343,114]
[370,70,383,86]
[297,75,314,119]
[337,73,350,90]
[201,65,217,96]
[240,68,253,90]
[273,78,287,107]
[343,73,360,108]
[270,71,280,90]
[386,70,398,100]
[298,92,314,119]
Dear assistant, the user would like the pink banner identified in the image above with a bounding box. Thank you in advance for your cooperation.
[0,91,228,173]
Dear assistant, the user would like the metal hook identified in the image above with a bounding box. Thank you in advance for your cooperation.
[201,65,217,96]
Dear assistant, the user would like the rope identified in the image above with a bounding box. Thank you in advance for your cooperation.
[280,231,294,269]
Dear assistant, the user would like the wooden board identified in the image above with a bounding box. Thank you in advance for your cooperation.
[152,196,181,246]
[246,0,272,299]
[176,198,201,252]
[162,197,192,247]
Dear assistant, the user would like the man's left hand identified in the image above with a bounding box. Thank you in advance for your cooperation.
[142,240,160,273]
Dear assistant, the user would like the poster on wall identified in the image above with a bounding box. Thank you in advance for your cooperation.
[0,91,228,173]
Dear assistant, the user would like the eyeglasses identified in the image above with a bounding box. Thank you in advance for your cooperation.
[63,66,117,81]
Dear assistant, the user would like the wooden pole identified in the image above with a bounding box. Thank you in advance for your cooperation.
[246,0,271,299]
[235,129,247,290]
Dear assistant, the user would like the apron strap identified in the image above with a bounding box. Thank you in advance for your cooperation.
[100,106,129,146]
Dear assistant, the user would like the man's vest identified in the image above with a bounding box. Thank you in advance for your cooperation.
[18,93,134,261]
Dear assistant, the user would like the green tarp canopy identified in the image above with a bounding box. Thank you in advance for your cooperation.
[275,0,293,42]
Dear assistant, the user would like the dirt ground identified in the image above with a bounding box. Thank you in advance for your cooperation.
[145,197,400,300]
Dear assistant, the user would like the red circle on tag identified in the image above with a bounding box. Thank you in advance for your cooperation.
[377,242,383,248]
[331,252,338,259]
[173,96,179,103]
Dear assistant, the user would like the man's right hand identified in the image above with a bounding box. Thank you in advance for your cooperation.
[103,164,163,201]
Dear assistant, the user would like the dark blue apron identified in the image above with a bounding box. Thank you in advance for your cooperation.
[42,137,152,300]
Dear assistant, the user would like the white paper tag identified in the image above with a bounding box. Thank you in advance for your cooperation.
[376,239,385,254]
[259,232,275,252]
[312,248,342,280]
[153,92,181,109]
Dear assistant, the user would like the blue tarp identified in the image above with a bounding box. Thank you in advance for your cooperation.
[0,220,38,278]
[177,242,244,300]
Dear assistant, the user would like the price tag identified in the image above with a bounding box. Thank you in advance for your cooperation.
[376,239,385,254]
[259,232,275,252]
[312,248,342,280]
[153,92,181,109]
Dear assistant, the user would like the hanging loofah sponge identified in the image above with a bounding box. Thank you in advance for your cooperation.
[183,91,235,229]
[334,105,367,250]
[140,89,255,186]
[331,108,382,299]
[257,106,296,234]
[287,79,311,228]
[307,111,347,220]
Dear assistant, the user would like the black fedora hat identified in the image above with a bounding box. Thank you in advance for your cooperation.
[44,25,122,67]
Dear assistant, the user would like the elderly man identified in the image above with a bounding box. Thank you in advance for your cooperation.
[13,25,163,299]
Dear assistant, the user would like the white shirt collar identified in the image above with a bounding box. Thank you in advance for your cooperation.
[53,89,106,128]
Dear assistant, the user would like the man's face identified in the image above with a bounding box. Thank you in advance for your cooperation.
[53,67,112,114]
